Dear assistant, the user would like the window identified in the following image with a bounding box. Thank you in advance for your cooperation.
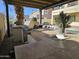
[67,1,78,7]
[44,10,48,14]
[68,15,75,23]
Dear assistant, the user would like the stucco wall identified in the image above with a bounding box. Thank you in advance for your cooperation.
[75,12,79,22]
[42,19,51,24]
[0,14,7,42]
[29,19,38,29]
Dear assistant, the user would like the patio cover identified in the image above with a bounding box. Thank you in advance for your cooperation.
[4,0,76,37]
[7,0,76,9]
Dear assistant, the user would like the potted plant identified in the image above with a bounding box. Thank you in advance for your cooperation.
[56,11,71,39]
[59,11,71,34]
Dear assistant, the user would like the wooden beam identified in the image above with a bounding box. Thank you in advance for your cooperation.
[4,0,10,37]
[8,0,43,9]
[22,0,51,5]
[33,0,52,4]
[21,1,45,6]
[42,0,77,9]
[40,0,60,3]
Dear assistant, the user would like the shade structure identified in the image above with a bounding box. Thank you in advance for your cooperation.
[7,0,76,9]
[3,0,77,37]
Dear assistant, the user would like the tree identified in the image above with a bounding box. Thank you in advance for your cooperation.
[14,0,24,25]
[59,11,70,33]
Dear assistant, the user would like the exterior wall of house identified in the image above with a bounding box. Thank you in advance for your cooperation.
[29,8,53,25]
[43,8,52,19]
[70,12,79,22]
[29,11,40,19]
[29,11,40,23]
[52,0,79,24]
[75,13,79,22]
[42,8,52,24]
[42,19,51,24]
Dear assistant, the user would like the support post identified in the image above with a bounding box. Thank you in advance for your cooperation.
[14,3,24,25]
[39,9,42,24]
[4,0,10,37]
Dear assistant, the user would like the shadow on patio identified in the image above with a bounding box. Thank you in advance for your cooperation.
[14,29,79,59]
[0,29,79,59]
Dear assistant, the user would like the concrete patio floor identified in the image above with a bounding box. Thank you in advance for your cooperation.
[15,29,79,59]
[0,29,79,59]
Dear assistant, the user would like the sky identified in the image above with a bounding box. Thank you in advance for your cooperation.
[0,0,38,19]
